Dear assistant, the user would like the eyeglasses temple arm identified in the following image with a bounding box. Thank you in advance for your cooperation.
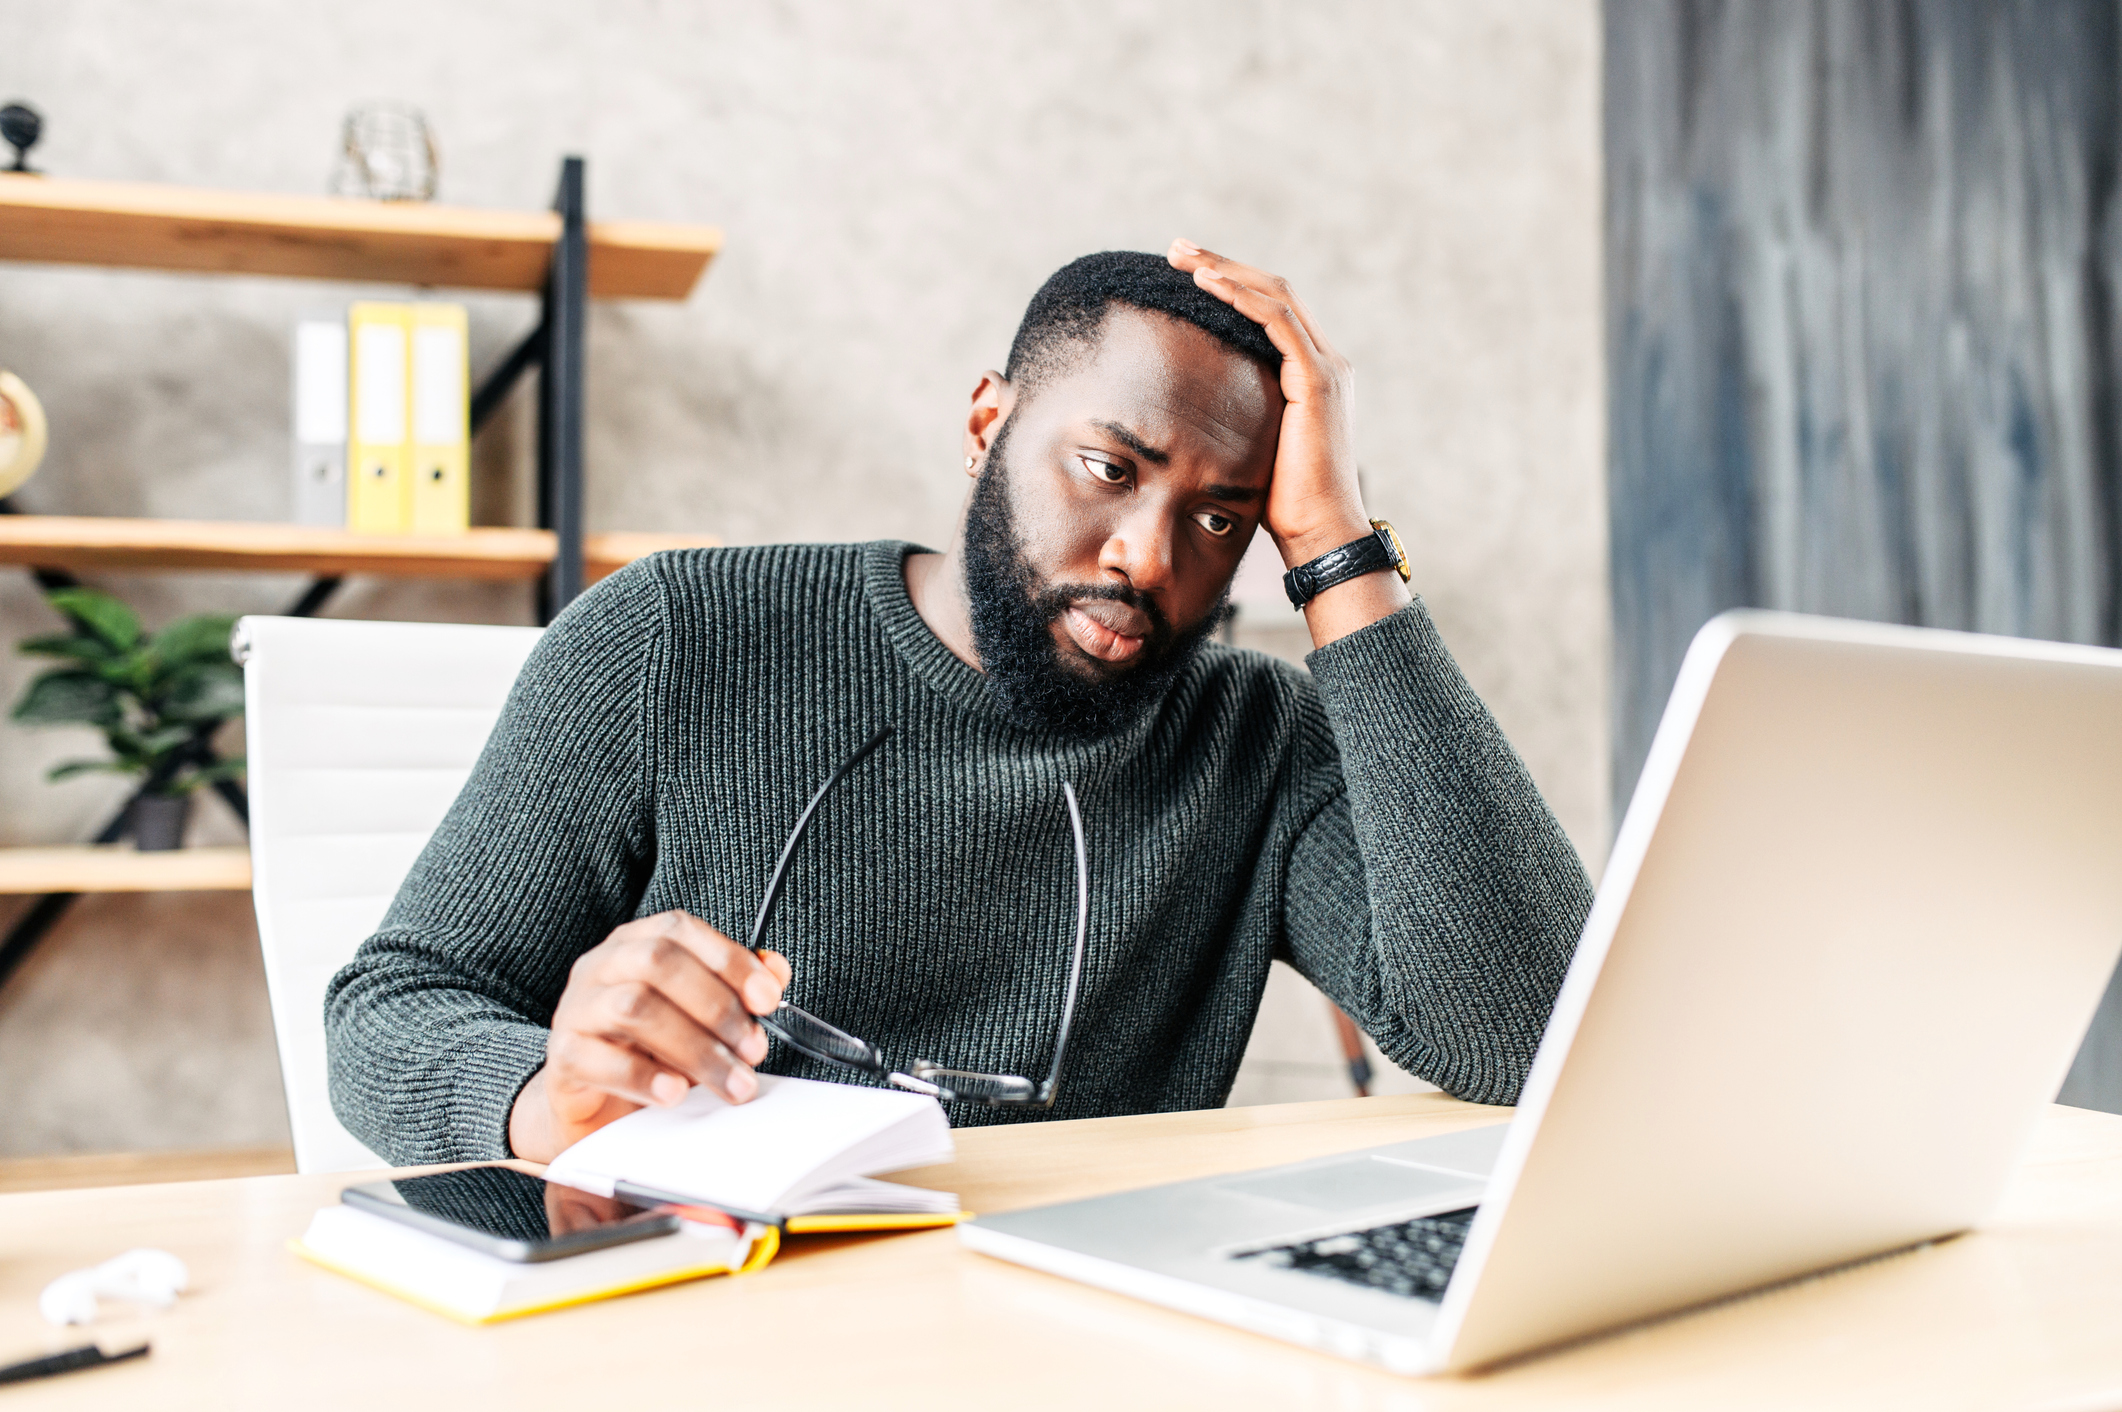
[1037,780,1089,1104]
[745,726,894,953]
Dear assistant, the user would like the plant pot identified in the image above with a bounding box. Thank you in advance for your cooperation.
[130,793,192,852]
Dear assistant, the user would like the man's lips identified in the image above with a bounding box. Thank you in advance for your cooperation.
[1064,604,1150,664]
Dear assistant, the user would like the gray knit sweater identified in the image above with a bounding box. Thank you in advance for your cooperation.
[325,541,1593,1164]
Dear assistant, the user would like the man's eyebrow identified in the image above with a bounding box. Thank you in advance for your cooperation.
[1090,420,1171,465]
[1086,420,1262,502]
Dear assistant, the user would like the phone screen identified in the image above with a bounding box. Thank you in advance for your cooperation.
[342,1164,683,1263]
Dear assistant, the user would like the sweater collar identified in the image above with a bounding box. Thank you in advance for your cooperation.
[861,539,1017,726]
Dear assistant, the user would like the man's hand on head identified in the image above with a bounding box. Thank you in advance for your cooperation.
[1165,239,1411,649]
[506,911,789,1164]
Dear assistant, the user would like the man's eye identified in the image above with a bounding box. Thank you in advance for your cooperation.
[1079,457,1128,485]
[1194,510,1235,537]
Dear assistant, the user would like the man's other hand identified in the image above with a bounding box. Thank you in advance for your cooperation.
[507,911,790,1163]
[1165,238,1363,567]
[1166,238,1410,649]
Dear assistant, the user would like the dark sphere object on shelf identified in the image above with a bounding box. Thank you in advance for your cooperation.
[0,102,42,173]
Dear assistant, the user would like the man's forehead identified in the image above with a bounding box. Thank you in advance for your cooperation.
[1038,307,1281,466]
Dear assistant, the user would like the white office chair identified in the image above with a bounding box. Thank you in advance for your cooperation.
[239,615,543,1174]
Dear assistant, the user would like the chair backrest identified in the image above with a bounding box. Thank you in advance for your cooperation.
[239,615,543,1174]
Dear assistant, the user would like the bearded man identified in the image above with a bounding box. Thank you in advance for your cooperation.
[326,243,1595,1165]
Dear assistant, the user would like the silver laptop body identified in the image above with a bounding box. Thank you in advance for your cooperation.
[961,610,2122,1374]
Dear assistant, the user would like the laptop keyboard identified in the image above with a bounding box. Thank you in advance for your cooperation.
[1237,1206,1479,1302]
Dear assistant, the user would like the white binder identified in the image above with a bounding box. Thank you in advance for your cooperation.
[290,313,348,527]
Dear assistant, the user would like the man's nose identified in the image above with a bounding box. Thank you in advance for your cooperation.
[1097,504,1176,595]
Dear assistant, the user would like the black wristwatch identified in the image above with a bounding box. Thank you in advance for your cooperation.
[1282,519,1410,609]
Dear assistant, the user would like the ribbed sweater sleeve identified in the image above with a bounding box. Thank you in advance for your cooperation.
[323,566,665,1164]
[1281,598,1593,1105]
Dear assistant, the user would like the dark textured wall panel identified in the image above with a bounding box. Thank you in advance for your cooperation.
[1606,0,2122,1107]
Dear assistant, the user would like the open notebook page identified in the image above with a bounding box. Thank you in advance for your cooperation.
[545,1075,955,1216]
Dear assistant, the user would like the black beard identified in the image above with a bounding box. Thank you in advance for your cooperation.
[960,419,1228,739]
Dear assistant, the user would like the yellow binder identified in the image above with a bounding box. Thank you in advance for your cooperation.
[346,302,411,532]
[409,303,470,534]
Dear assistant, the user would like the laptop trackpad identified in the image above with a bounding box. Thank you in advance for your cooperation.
[1217,1156,1479,1214]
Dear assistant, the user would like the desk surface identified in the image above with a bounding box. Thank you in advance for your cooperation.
[3,1094,2121,1410]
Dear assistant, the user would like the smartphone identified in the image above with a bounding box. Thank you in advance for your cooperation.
[341,1164,681,1263]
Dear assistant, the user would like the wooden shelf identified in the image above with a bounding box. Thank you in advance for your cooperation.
[0,845,253,894]
[0,515,720,581]
[0,1144,294,1193]
[0,174,721,299]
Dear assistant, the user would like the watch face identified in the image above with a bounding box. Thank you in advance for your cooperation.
[1371,519,1410,580]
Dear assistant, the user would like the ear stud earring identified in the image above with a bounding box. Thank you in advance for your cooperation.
[965,455,977,470]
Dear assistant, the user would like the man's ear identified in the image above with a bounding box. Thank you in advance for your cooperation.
[964,371,1013,476]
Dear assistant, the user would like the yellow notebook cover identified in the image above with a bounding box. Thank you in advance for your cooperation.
[293,1205,779,1325]
[782,1211,967,1234]
[347,302,412,533]
[408,303,470,534]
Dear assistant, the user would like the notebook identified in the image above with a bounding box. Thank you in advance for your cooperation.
[296,1201,769,1324]
[543,1075,962,1230]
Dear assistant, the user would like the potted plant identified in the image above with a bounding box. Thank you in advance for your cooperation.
[10,587,246,850]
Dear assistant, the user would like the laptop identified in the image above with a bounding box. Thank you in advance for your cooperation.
[960,610,2122,1374]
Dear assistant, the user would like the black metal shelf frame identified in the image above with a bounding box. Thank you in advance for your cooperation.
[476,154,588,623]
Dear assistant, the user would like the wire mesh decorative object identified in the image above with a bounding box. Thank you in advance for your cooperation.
[330,102,438,202]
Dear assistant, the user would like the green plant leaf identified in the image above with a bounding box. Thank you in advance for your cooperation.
[17,632,117,664]
[150,615,239,669]
[95,655,155,698]
[195,756,248,784]
[44,588,140,652]
[132,723,199,757]
[157,663,245,723]
[11,669,122,726]
[102,722,190,772]
[47,758,138,782]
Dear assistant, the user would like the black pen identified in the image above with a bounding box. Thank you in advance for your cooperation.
[0,1342,150,1385]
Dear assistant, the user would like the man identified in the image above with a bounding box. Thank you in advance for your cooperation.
[327,243,1594,1166]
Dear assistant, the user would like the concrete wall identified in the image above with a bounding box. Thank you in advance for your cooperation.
[0,0,1604,1153]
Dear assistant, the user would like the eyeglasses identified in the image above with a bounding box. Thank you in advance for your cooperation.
[744,727,1088,1108]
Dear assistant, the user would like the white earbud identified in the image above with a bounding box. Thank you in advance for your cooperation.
[39,1248,189,1326]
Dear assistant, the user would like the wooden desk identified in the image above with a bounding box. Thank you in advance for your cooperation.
[3,1094,2121,1409]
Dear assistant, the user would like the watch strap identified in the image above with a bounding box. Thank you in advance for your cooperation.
[1282,525,1398,609]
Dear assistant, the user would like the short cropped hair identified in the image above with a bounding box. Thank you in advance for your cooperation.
[1003,251,1281,398]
